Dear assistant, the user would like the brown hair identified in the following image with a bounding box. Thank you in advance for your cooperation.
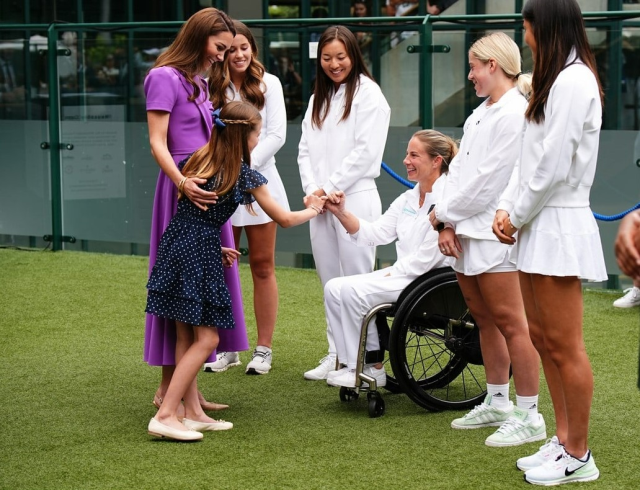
[412,129,458,175]
[522,0,603,123]
[181,101,262,197]
[154,8,235,102]
[209,21,266,110]
[311,25,373,129]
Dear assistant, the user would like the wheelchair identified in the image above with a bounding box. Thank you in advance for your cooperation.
[336,267,486,418]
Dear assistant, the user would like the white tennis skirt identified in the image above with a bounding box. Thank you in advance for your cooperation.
[231,164,290,227]
[511,206,607,282]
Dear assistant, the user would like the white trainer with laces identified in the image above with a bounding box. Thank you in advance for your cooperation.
[303,355,336,380]
[517,436,563,471]
[613,286,640,308]
[203,352,241,373]
[245,346,272,375]
[451,394,513,429]
[524,448,599,486]
[485,406,546,447]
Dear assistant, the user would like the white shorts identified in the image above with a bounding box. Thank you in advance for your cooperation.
[453,237,516,276]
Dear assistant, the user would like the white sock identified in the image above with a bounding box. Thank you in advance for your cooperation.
[486,383,510,409]
[516,394,539,418]
[255,345,272,353]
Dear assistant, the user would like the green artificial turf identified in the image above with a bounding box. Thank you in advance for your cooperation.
[0,248,639,490]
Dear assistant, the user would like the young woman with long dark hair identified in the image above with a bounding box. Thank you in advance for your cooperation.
[297,25,390,380]
[493,0,606,484]
[205,21,289,375]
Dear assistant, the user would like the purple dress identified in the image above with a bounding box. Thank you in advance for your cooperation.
[143,66,248,366]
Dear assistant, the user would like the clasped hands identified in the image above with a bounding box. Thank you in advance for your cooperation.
[426,206,519,258]
[304,189,349,216]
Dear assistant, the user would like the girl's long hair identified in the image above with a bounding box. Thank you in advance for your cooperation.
[209,21,266,110]
[154,8,235,102]
[311,25,373,129]
[522,0,603,123]
[181,101,261,196]
[469,32,532,100]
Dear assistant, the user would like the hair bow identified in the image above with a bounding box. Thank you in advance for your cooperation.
[211,108,226,129]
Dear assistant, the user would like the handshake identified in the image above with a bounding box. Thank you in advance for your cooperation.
[303,191,348,217]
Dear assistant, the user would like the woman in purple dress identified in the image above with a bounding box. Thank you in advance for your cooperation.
[144,8,248,411]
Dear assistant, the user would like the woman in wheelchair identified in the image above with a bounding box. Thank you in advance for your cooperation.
[428,32,543,448]
[321,129,457,388]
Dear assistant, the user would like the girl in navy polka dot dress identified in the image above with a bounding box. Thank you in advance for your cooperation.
[147,101,326,441]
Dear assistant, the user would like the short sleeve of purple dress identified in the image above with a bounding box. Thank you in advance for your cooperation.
[143,66,248,365]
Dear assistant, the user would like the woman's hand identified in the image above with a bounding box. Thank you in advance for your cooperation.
[614,210,640,280]
[438,228,462,259]
[324,191,346,215]
[221,247,241,268]
[492,210,516,245]
[303,194,326,214]
[182,177,218,211]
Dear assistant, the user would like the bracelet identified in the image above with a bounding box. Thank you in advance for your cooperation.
[177,176,188,194]
[309,204,321,215]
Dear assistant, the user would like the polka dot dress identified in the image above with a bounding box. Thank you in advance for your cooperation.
[146,160,267,328]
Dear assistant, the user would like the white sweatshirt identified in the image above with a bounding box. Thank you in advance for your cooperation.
[352,176,453,277]
[436,87,528,240]
[298,74,390,196]
[498,53,602,228]
[227,72,286,172]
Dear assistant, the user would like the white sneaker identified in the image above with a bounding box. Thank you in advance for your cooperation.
[362,364,387,388]
[613,286,640,308]
[451,394,514,429]
[485,407,546,447]
[328,365,387,388]
[327,366,349,383]
[245,346,272,375]
[329,368,358,388]
[524,448,599,486]
[203,352,241,373]
[517,436,564,471]
[303,355,336,380]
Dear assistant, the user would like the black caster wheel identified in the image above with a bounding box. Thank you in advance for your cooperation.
[367,391,385,418]
[339,386,359,402]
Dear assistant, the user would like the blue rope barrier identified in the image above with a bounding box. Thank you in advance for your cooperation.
[381,162,414,189]
[380,161,640,222]
[593,202,640,221]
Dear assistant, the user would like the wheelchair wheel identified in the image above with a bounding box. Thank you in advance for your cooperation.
[389,268,486,411]
[367,391,385,418]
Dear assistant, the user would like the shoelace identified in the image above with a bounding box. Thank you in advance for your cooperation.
[495,416,525,434]
[318,355,334,366]
[252,350,270,361]
[464,402,491,418]
[539,437,561,453]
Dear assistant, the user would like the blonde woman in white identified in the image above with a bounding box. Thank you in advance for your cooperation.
[429,32,543,447]
[298,26,390,381]
[322,130,456,388]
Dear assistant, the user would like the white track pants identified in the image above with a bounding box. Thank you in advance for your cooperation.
[324,268,415,368]
[310,189,381,357]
